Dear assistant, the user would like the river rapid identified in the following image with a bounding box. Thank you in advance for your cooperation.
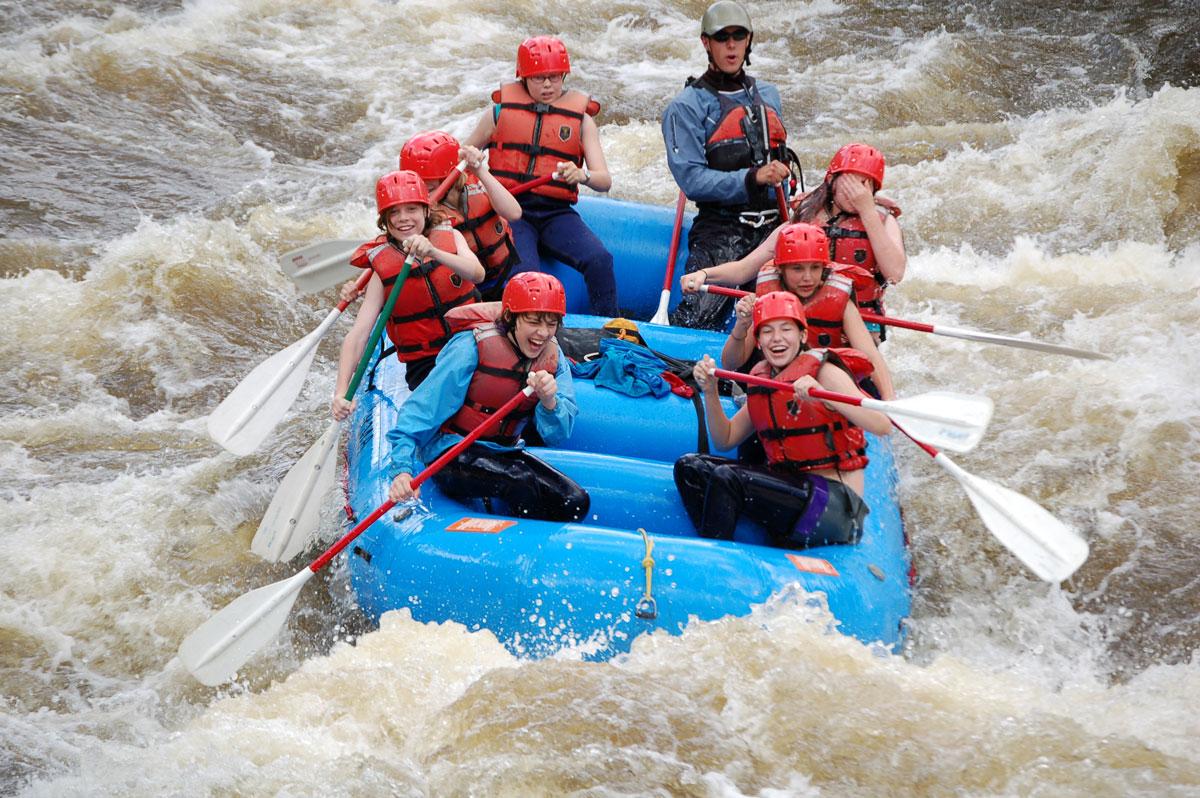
[2,1,1199,795]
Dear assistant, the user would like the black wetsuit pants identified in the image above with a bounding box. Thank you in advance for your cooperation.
[673,453,868,549]
[669,210,777,331]
[433,443,590,522]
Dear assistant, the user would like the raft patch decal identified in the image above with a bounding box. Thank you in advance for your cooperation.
[558,125,572,141]
[786,554,839,577]
[447,517,516,534]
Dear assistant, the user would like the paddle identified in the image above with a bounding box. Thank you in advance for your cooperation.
[892,421,1089,582]
[206,269,372,456]
[249,258,411,560]
[858,312,1111,361]
[713,368,992,453]
[649,191,688,325]
[279,172,555,295]
[699,285,1109,361]
[209,160,484,457]
[181,385,538,686]
[774,185,789,223]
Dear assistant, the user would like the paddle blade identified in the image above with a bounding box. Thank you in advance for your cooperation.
[280,239,360,294]
[649,289,671,325]
[252,421,340,562]
[880,391,993,453]
[207,331,320,456]
[936,453,1089,582]
[178,569,313,686]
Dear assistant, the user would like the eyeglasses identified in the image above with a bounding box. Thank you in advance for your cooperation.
[709,28,749,43]
[529,73,565,85]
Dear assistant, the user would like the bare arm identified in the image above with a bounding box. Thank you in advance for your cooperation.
[403,231,484,284]
[333,275,384,418]
[812,362,892,436]
[862,211,906,285]
[681,228,780,293]
[693,355,753,450]
[575,114,612,192]
[461,144,521,221]
[842,303,896,401]
[836,178,906,284]
[719,294,756,370]
[463,108,495,149]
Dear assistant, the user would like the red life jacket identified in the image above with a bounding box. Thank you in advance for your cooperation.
[746,348,872,473]
[803,271,856,349]
[754,263,854,349]
[350,227,479,362]
[824,209,891,312]
[755,262,782,295]
[440,174,518,289]
[440,303,559,445]
[690,74,787,213]
[487,82,600,203]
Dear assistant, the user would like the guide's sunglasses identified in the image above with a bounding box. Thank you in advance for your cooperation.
[708,28,750,43]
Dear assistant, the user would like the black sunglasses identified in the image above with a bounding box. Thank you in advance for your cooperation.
[709,28,750,43]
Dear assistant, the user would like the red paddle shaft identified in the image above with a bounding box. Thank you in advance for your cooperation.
[308,386,536,572]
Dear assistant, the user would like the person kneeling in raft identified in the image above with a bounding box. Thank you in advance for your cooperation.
[387,272,589,522]
[674,291,892,549]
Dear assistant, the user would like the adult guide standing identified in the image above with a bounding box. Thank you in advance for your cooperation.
[662,0,795,330]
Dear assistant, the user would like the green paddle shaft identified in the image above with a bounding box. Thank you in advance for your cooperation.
[344,255,413,400]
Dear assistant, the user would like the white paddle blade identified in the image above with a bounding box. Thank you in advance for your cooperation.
[876,391,993,453]
[207,331,321,456]
[280,240,360,294]
[649,289,671,326]
[178,569,314,686]
[251,421,340,562]
[936,453,1089,582]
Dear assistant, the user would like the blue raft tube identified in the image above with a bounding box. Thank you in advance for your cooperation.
[342,197,911,661]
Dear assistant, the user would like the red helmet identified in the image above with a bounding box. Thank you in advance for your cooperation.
[825,143,886,190]
[400,131,460,181]
[753,290,806,337]
[774,223,830,266]
[375,170,429,215]
[503,272,567,316]
[516,36,571,78]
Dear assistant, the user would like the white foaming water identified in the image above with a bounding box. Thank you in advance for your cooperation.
[3,0,1200,793]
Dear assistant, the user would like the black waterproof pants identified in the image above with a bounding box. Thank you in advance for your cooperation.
[669,210,777,331]
[433,444,589,522]
[673,453,868,549]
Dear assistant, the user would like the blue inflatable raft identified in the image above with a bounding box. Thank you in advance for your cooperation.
[343,197,911,660]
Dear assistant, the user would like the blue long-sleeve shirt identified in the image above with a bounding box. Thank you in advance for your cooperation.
[661,78,783,206]
[385,330,577,478]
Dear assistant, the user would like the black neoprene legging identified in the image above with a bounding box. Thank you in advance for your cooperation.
[433,443,589,522]
[673,453,868,549]
[669,212,775,331]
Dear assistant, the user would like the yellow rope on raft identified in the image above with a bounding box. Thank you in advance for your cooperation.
[635,527,657,619]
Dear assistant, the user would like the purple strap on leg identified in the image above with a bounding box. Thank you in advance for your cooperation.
[792,474,830,540]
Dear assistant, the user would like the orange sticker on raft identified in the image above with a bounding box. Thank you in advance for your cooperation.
[786,554,840,577]
[446,517,517,534]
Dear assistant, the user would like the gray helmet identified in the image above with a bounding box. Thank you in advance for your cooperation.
[701,0,753,36]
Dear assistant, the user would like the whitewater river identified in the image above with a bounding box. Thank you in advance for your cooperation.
[2,0,1199,794]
